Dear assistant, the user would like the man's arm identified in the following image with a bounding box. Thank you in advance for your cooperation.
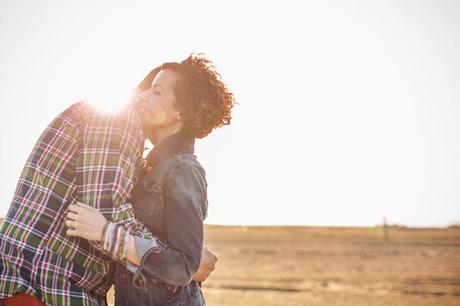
[75,106,153,248]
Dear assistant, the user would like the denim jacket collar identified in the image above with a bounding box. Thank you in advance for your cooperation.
[146,132,195,167]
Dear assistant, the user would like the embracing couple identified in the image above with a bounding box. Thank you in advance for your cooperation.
[0,54,235,306]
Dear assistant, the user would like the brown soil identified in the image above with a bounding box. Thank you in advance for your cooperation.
[197,225,460,306]
[2,219,459,305]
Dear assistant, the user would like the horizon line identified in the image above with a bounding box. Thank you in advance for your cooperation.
[0,217,458,229]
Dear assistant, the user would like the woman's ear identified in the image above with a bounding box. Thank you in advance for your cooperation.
[176,112,183,121]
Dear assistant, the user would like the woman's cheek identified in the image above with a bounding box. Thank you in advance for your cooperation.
[151,109,168,126]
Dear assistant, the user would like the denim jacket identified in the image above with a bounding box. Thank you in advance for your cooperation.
[114,132,207,306]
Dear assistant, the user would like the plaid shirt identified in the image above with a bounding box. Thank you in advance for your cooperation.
[0,102,151,306]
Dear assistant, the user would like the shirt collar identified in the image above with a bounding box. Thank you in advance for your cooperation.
[146,132,195,167]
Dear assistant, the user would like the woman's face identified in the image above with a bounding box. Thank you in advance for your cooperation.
[137,69,181,128]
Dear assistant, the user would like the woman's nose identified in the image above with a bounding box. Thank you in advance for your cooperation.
[138,90,153,104]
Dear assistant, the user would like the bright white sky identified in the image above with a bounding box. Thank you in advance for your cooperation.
[1,0,459,227]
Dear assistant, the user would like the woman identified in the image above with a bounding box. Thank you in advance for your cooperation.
[65,54,234,305]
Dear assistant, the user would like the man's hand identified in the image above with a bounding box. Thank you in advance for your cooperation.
[193,245,218,283]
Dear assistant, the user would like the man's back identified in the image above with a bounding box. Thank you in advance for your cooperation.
[0,102,145,306]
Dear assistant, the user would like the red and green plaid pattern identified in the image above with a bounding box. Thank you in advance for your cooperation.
[0,102,147,306]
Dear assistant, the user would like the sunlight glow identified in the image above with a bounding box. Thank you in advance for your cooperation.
[87,87,135,113]
[1,1,459,227]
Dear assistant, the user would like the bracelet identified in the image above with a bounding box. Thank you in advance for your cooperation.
[102,222,129,261]
[114,225,123,259]
[116,227,128,261]
[103,222,117,256]
[101,222,109,242]
[103,222,113,252]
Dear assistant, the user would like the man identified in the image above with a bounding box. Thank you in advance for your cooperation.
[0,64,217,306]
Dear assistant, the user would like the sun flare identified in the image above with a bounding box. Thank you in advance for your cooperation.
[87,87,136,113]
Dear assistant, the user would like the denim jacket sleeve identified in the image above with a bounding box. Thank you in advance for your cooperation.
[132,160,208,286]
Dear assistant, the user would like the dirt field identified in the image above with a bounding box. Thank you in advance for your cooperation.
[105,225,460,305]
[1,219,459,305]
[196,225,460,306]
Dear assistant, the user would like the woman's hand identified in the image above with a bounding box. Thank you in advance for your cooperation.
[66,203,108,241]
[192,245,218,283]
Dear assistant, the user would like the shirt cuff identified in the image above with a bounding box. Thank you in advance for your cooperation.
[126,236,162,273]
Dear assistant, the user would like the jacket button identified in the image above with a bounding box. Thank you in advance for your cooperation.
[120,272,126,280]
[138,278,145,287]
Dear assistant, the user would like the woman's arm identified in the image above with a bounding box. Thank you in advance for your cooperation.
[66,163,211,285]
[132,163,208,285]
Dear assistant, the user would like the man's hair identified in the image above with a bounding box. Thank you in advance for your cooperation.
[137,54,235,138]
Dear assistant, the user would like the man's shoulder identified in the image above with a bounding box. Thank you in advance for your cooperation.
[56,101,91,123]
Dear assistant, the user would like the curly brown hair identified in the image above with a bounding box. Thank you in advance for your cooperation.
[138,54,235,138]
